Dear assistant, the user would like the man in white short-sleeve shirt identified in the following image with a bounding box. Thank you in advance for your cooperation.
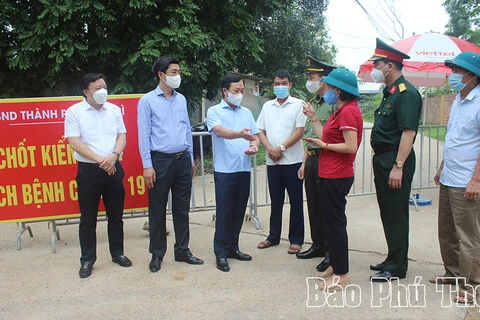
[433,52,480,302]
[64,73,131,279]
[256,70,307,254]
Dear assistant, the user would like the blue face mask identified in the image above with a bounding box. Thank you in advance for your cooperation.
[274,86,289,99]
[323,89,338,105]
[448,73,468,92]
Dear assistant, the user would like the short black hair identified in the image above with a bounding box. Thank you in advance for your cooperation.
[382,59,404,71]
[272,70,292,83]
[338,90,358,102]
[81,73,105,98]
[309,70,332,78]
[153,56,179,81]
[221,74,243,97]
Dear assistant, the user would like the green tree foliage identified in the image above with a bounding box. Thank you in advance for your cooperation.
[1,0,334,110]
[444,0,480,45]
[238,0,336,100]
[1,0,288,104]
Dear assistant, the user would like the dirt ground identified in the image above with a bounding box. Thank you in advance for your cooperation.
[2,187,480,320]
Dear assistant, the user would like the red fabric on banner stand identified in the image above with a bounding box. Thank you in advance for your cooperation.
[0,95,147,223]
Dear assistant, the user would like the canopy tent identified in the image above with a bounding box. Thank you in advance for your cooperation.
[358,33,480,124]
[358,33,480,86]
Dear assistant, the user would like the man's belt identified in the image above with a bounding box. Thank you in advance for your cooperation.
[78,161,100,167]
[151,149,188,159]
[307,149,320,157]
[373,145,398,155]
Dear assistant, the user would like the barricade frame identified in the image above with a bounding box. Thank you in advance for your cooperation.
[15,126,444,252]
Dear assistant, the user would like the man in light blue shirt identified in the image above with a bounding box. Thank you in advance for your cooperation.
[432,52,480,303]
[207,74,260,272]
[137,56,203,273]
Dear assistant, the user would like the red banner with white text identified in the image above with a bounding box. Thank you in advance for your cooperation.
[0,95,148,223]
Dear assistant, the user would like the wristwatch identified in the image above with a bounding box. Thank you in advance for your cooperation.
[395,160,404,168]
[112,151,121,159]
[280,144,286,152]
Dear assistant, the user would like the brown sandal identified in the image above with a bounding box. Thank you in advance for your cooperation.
[453,290,476,304]
[257,240,273,249]
[288,244,302,254]
[429,275,456,285]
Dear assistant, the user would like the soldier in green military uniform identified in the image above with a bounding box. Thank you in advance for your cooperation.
[368,38,422,282]
[296,56,336,273]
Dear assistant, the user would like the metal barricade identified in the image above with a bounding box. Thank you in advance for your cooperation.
[189,125,445,214]
[17,125,446,252]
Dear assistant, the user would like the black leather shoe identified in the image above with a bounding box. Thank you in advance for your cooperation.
[370,261,386,271]
[296,247,325,259]
[79,263,93,278]
[216,258,230,272]
[228,250,252,261]
[316,257,330,272]
[370,271,405,282]
[149,255,162,273]
[175,253,204,265]
[112,255,132,267]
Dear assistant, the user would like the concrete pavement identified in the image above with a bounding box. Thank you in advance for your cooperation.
[1,187,479,319]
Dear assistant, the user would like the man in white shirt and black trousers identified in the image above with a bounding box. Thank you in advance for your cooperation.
[256,70,307,254]
[65,73,132,279]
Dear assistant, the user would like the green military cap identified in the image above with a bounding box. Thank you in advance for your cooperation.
[445,52,480,77]
[369,38,410,63]
[306,55,336,74]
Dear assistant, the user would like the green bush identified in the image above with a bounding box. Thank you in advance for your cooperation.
[252,145,267,167]
[422,125,446,142]
[359,94,382,123]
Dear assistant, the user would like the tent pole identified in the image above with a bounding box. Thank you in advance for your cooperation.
[422,72,430,126]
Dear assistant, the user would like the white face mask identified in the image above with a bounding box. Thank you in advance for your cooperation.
[370,64,390,83]
[93,88,108,104]
[227,92,243,106]
[164,74,181,89]
[306,80,321,94]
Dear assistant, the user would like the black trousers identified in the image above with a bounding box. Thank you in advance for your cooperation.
[77,161,125,264]
[213,172,250,258]
[266,163,304,245]
[319,177,354,274]
[148,150,192,259]
[304,154,328,253]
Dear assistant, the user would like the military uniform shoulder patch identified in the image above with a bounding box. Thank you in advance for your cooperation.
[399,83,407,92]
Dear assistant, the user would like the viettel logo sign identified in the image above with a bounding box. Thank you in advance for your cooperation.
[415,51,456,57]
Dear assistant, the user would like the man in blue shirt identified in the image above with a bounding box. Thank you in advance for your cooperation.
[137,56,203,273]
[207,74,260,272]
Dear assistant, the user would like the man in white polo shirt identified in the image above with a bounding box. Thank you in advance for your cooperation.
[64,73,131,279]
[432,52,480,303]
[257,70,307,254]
